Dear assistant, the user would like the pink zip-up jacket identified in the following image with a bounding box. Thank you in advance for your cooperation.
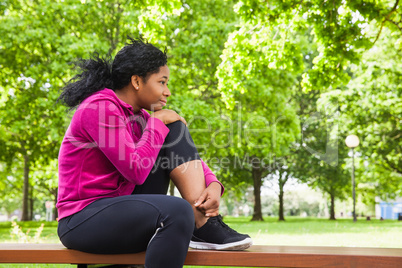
[57,88,222,220]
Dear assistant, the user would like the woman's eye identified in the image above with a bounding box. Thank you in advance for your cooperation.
[160,81,165,85]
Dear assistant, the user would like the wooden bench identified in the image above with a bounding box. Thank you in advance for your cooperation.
[1,243,402,267]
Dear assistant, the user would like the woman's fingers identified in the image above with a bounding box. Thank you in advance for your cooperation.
[179,116,187,126]
[205,209,219,217]
[152,109,187,126]
[194,190,208,208]
[195,182,221,216]
[197,197,219,216]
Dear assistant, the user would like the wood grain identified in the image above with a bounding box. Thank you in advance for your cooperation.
[1,244,401,267]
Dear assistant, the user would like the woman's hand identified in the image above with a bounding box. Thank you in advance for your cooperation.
[194,182,222,217]
[151,109,187,125]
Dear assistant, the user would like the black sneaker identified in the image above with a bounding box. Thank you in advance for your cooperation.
[189,215,253,250]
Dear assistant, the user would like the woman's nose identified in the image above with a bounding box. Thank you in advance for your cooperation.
[164,86,171,97]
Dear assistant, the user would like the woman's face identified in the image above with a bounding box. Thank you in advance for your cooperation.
[137,65,171,111]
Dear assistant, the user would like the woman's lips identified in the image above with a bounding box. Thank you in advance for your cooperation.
[160,100,167,106]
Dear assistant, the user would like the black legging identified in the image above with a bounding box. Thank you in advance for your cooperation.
[58,121,200,268]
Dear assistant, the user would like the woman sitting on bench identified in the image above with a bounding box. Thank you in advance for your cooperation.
[56,37,252,268]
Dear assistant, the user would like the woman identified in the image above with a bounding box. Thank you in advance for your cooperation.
[57,38,252,268]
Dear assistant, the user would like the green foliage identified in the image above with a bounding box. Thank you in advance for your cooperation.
[234,0,402,92]
[0,0,400,222]
[319,27,402,201]
[216,19,303,166]
[0,0,179,220]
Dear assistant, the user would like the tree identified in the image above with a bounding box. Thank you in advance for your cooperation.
[0,164,22,220]
[32,159,59,220]
[1,0,400,221]
[0,0,180,220]
[289,88,352,220]
[264,156,292,221]
[216,20,303,220]
[235,0,402,92]
[319,27,402,203]
[233,0,402,218]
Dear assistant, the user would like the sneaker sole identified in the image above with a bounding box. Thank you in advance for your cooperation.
[189,237,253,251]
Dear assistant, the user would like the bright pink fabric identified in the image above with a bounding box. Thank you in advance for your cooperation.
[57,88,222,220]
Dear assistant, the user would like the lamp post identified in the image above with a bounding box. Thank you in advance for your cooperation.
[345,135,359,222]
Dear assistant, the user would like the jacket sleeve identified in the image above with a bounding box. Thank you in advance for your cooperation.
[78,100,170,185]
[201,159,225,195]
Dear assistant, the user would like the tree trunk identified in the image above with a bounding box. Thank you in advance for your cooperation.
[278,170,288,221]
[29,187,34,221]
[278,187,285,221]
[329,193,336,220]
[53,188,58,221]
[251,166,264,221]
[21,155,30,221]
[169,180,175,196]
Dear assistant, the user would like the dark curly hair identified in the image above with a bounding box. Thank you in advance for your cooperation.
[58,37,168,108]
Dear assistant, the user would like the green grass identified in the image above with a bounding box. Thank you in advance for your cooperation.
[224,216,402,248]
[1,216,401,268]
[0,221,60,243]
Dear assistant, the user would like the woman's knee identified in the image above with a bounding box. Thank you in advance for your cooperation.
[163,121,199,166]
[165,197,194,233]
[165,120,193,145]
[166,120,186,130]
[178,198,194,223]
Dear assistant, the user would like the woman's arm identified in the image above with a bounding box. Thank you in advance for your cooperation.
[142,109,223,193]
[201,160,224,195]
[191,160,224,217]
[78,100,170,185]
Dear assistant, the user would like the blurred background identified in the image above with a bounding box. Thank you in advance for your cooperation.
[0,0,401,224]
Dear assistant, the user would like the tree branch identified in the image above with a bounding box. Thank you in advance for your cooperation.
[385,18,402,32]
[374,0,400,44]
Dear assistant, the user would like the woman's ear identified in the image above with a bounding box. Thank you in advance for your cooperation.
[131,75,140,90]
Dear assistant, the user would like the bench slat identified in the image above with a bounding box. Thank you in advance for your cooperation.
[1,243,401,267]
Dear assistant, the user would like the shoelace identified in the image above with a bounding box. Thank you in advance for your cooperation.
[210,215,238,234]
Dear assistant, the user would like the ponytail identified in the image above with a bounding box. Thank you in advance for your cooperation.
[58,37,167,108]
[58,54,113,108]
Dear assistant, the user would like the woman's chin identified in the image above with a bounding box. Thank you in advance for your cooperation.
[147,105,163,111]
[152,107,163,112]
